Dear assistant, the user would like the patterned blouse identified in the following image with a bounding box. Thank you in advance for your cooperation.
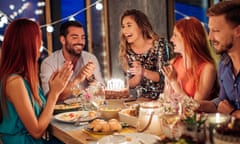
[126,38,170,100]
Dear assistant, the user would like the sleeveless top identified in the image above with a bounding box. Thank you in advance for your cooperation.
[0,76,46,144]
[173,56,206,98]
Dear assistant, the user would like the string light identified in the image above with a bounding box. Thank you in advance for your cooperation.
[46,25,54,33]
[175,9,208,27]
[0,0,102,30]
[95,2,103,11]
[40,0,102,29]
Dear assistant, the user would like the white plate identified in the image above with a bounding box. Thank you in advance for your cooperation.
[54,111,97,123]
[64,97,82,104]
[97,133,161,144]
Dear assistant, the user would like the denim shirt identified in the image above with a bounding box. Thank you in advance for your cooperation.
[212,53,240,109]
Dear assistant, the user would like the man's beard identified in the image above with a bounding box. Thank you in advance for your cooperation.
[213,37,234,55]
[66,44,83,57]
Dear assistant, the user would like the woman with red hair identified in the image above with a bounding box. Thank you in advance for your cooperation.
[162,17,219,100]
[0,18,73,143]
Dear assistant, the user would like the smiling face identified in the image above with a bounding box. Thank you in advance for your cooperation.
[170,27,185,55]
[61,26,86,57]
[208,15,236,54]
[121,16,142,44]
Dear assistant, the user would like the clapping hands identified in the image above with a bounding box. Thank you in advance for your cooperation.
[49,61,73,96]
[129,61,144,76]
[162,64,177,82]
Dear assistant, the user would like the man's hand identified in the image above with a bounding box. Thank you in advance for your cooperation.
[218,99,234,114]
[76,61,95,82]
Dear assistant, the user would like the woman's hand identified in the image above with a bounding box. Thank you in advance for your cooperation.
[129,61,143,76]
[162,64,177,82]
[48,61,73,97]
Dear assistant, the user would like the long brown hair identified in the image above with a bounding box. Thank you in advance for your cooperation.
[0,18,42,122]
[118,9,158,71]
[174,17,216,88]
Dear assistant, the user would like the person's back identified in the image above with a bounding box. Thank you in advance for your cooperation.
[0,18,72,144]
[0,78,45,144]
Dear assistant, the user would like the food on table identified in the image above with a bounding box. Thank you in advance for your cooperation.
[99,105,121,119]
[105,88,129,99]
[213,118,240,144]
[88,111,97,118]
[60,112,80,121]
[108,119,122,131]
[121,109,138,117]
[88,118,122,133]
[54,103,80,110]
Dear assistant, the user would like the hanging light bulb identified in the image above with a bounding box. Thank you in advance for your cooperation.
[9,4,15,10]
[95,2,103,10]
[0,22,4,28]
[46,25,54,33]
[1,15,8,24]
[68,16,75,21]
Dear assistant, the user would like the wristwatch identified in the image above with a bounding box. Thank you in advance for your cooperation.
[87,74,95,82]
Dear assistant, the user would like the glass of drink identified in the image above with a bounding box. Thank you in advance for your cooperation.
[161,103,182,139]
[71,84,83,97]
[88,82,105,110]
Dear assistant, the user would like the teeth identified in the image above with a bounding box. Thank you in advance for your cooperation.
[75,45,82,48]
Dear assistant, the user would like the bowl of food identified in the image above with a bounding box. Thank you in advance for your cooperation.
[99,105,122,120]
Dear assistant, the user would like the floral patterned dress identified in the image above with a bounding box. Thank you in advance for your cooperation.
[127,38,170,100]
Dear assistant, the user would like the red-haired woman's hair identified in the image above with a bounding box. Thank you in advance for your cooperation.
[0,18,42,122]
[174,17,215,87]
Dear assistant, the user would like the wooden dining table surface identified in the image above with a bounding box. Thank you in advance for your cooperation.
[50,99,139,144]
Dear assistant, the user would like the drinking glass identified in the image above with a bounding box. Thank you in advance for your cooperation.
[161,103,182,139]
[71,84,83,97]
[88,82,105,110]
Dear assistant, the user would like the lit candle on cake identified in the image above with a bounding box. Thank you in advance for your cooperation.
[106,79,129,99]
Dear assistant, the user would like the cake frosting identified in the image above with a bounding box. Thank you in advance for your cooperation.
[213,117,240,144]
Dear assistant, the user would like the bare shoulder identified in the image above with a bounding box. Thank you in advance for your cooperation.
[6,75,24,85]
[203,62,216,72]
[5,75,26,101]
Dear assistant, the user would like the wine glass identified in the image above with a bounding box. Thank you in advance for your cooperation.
[161,103,182,139]
[88,82,105,110]
[71,84,83,97]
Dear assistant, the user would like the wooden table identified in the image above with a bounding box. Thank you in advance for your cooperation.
[50,118,98,144]
[50,99,137,144]
[50,118,138,144]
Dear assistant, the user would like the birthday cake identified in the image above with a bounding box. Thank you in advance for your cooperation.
[105,79,129,99]
[105,88,129,99]
[213,118,240,144]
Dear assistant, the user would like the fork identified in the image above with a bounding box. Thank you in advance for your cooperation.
[74,113,88,126]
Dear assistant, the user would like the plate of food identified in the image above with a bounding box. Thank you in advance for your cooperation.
[85,118,124,135]
[97,133,161,144]
[54,111,98,123]
[54,103,81,114]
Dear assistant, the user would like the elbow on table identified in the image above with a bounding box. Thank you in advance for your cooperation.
[197,100,217,113]
[29,129,46,139]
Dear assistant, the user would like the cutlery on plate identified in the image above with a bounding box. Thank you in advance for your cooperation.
[74,113,88,125]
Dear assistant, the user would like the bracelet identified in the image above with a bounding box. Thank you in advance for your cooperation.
[230,108,236,115]
[86,74,95,82]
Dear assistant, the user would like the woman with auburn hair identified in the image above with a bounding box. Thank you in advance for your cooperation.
[162,17,219,100]
[118,9,170,100]
[0,18,73,143]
